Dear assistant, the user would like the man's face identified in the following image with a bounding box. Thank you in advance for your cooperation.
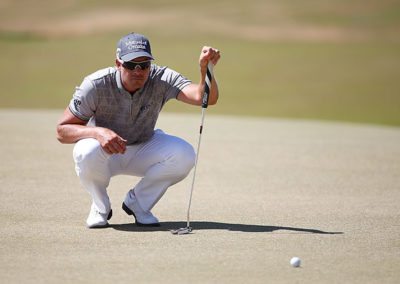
[116,56,151,93]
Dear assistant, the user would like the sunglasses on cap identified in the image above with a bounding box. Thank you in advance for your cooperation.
[121,60,151,71]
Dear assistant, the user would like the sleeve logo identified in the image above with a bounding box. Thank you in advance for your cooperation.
[74,99,81,110]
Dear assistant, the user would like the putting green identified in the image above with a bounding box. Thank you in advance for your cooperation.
[1,109,399,283]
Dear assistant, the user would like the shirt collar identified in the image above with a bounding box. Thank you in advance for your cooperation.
[116,69,127,93]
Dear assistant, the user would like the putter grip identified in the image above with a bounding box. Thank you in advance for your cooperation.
[202,62,214,108]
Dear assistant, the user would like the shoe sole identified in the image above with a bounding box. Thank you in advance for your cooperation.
[88,223,109,229]
[122,203,160,227]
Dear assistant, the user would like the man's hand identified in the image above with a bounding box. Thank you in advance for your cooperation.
[177,46,221,106]
[96,127,127,155]
[199,46,220,72]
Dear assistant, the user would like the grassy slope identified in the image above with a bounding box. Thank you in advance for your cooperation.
[0,0,399,126]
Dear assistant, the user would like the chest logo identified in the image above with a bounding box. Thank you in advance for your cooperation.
[140,104,151,113]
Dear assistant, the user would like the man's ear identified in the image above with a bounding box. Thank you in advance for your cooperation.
[115,59,122,68]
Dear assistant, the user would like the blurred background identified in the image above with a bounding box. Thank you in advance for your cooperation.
[0,0,399,126]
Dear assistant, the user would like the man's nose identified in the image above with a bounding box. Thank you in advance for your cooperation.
[131,65,145,75]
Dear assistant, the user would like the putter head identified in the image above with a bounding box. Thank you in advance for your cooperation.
[170,226,192,235]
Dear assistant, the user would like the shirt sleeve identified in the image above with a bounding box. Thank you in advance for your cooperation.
[68,78,97,121]
[160,67,192,101]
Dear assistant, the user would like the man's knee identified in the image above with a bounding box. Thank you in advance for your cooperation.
[73,138,108,175]
[170,141,196,178]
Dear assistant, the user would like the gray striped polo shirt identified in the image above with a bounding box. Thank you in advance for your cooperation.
[69,65,191,145]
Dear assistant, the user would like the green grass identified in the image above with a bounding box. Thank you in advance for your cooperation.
[166,39,400,126]
[0,0,399,126]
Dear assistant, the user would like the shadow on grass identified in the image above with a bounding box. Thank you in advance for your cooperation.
[110,221,343,234]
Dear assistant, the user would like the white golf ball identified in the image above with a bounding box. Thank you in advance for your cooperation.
[290,257,301,267]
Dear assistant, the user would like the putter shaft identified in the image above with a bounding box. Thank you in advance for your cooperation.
[172,62,214,235]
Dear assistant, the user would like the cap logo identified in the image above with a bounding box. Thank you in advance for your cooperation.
[125,40,147,50]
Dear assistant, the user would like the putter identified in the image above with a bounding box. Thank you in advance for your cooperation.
[171,62,214,235]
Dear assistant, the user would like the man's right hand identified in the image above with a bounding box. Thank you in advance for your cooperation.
[96,127,127,154]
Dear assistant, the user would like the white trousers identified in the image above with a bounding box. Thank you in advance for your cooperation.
[73,130,196,214]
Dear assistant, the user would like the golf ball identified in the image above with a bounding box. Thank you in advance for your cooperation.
[290,257,301,267]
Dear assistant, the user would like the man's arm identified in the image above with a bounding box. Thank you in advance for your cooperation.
[56,107,127,154]
[177,46,221,106]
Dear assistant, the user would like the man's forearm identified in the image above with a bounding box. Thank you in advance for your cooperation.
[198,68,219,106]
[56,124,99,144]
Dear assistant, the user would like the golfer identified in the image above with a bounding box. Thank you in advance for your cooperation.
[56,32,220,228]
